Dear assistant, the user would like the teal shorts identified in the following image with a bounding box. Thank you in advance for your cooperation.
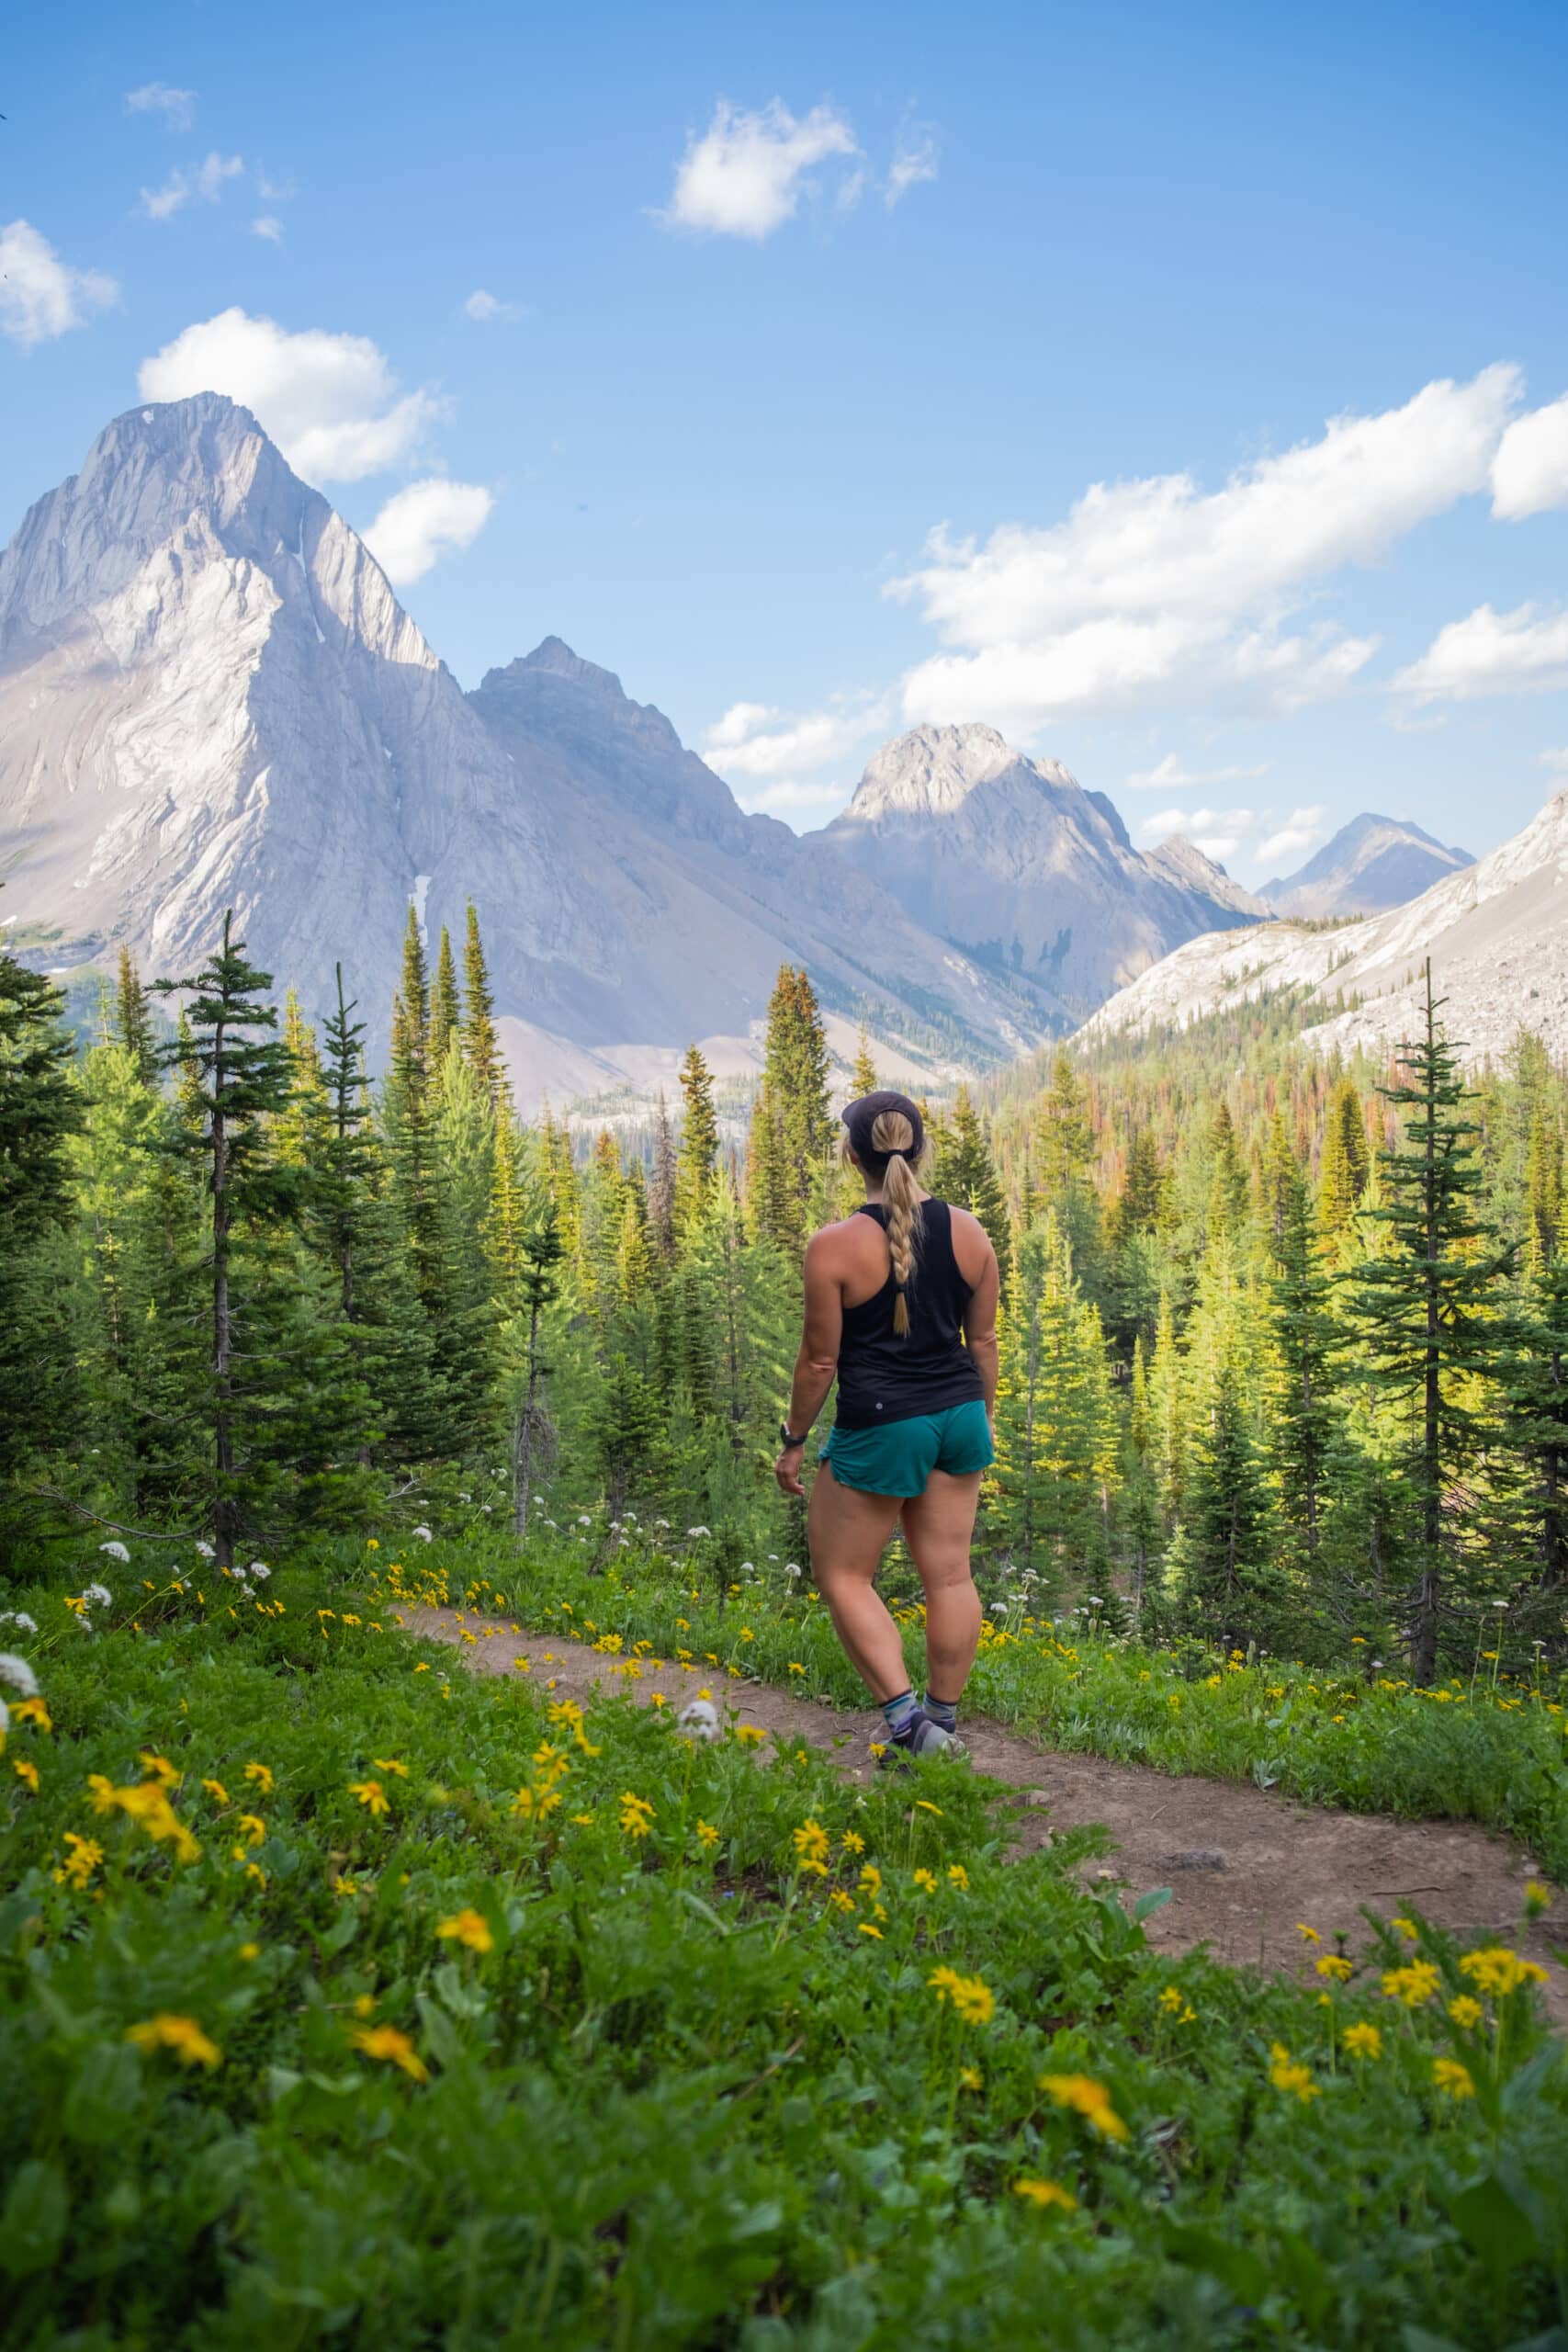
[820,1399,994,1498]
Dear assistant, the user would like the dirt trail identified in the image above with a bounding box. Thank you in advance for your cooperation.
[395,1602,1565,2025]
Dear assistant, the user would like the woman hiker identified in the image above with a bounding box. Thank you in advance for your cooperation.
[773,1089,1000,1762]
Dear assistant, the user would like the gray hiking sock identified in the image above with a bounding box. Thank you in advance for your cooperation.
[923,1692,959,1732]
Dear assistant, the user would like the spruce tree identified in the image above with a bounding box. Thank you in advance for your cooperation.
[1345,965,1512,1679]
[675,1045,720,1236]
[113,944,159,1086]
[505,1203,565,1539]
[429,924,461,1091]
[1179,1353,1279,1648]
[460,902,503,1105]
[1265,1134,1342,1571]
[0,949,83,1538]
[648,1091,678,1262]
[851,1027,878,1097]
[1319,1076,1371,1238]
[153,911,303,1567]
[747,967,832,1257]
[935,1084,1012,1284]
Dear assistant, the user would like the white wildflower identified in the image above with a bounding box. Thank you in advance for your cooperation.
[480,1505,492,1513]
[84,1582,113,1608]
[654,1519,671,1530]
[0,1653,40,1699]
[784,1564,802,1579]
[0,1611,38,1634]
[458,1492,471,1503]
[412,1526,433,1543]
[98,1540,130,1564]
[676,1698,721,1743]
[989,1602,1008,1615]
[193,1541,215,1559]
[532,1495,544,1505]
[578,1515,592,1528]
[249,1562,270,1581]
[739,1562,753,1573]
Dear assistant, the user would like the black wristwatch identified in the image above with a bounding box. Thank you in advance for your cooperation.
[779,1421,808,1450]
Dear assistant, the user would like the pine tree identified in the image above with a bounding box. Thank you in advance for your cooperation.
[1033,1049,1103,1299]
[505,1203,565,1539]
[1265,1134,1342,1571]
[1179,1354,1279,1647]
[935,1085,1011,1284]
[1499,1257,1568,1596]
[1526,1104,1562,1270]
[747,967,833,1257]
[675,1045,720,1237]
[460,902,503,1105]
[851,1027,878,1097]
[273,989,326,1167]
[113,944,159,1085]
[1345,965,1512,1679]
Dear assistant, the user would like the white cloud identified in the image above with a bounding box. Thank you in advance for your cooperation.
[1492,392,1568,521]
[464,288,523,322]
[1139,803,1258,837]
[1258,808,1331,866]
[0,220,118,348]
[1394,602,1568,703]
[658,98,860,239]
[139,150,245,221]
[363,479,493,583]
[252,216,284,243]
[892,365,1519,729]
[138,309,444,483]
[886,128,940,207]
[125,82,195,130]
[1124,751,1269,790]
[701,692,891,779]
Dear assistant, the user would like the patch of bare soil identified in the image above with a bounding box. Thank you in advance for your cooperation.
[393,1601,1564,2026]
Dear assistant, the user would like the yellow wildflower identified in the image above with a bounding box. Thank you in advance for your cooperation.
[1382,1961,1442,2007]
[915,1800,942,1815]
[1343,2022,1382,2060]
[353,2024,429,2082]
[1459,1946,1548,1997]
[238,1942,260,1962]
[1315,1955,1354,1983]
[829,1889,856,1913]
[127,2013,221,2069]
[137,1751,180,1788]
[959,2066,983,2091]
[13,1697,51,1732]
[1432,2056,1475,2099]
[1392,1916,1418,1941]
[1447,1994,1484,2030]
[857,1922,884,1939]
[913,1869,938,1894]
[13,1757,39,1792]
[52,1831,104,1888]
[1039,2072,1129,2140]
[1013,2177,1077,2211]
[858,1864,883,1896]
[947,1863,969,1891]
[793,1819,830,1868]
[244,1861,267,1887]
[201,1778,230,1804]
[840,1831,865,1854]
[235,1813,266,1849]
[1268,2043,1320,2103]
[436,1908,493,1953]
[620,1792,655,1839]
[243,1762,274,1794]
[787,1663,806,1676]
[349,1779,389,1816]
[1296,1923,1321,1944]
[371,1758,409,1778]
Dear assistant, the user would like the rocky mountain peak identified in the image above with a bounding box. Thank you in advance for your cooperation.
[1145,834,1269,916]
[849,722,1036,819]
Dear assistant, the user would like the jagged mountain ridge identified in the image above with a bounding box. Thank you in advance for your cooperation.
[0,396,1043,1103]
[812,723,1269,1025]
[1077,784,1568,1070]
[1260,812,1473,917]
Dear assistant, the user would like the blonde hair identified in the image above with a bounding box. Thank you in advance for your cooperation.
[843,1108,926,1334]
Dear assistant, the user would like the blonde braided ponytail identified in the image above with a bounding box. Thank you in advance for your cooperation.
[869,1108,925,1335]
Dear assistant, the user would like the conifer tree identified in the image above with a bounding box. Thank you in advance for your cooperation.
[1265,1133,1341,1569]
[675,1045,720,1236]
[274,989,326,1167]
[851,1027,878,1097]
[935,1084,1012,1284]
[429,924,461,1092]
[1319,1076,1371,1237]
[460,902,502,1105]
[505,1203,565,1539]
[747,968,832,1258]
[153,912,304,1567]
[1179,1353,1279,1648]
[113,944,159,1086]
[1346,965,1512,1679]
[0,949,83,1537]
[648,1091,678,1262]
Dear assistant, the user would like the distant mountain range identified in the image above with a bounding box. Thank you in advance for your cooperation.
[1259,813,1473,917]
[0,394,1277,1102]
[1077,787,1568,1071]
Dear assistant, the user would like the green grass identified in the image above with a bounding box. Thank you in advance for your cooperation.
[1,1541,1563,2347]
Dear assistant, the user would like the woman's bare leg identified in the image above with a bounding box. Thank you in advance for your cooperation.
[807,1463,908,1700]
[899,1469,984,1702]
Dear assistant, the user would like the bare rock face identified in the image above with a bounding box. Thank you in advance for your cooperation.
[0,398,1039,1099]
[1260,813,1473,918]
[814,724,1267,1026]
[1077,786,1568,1071]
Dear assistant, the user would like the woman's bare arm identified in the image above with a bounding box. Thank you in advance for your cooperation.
[775,1230,844,1496]
[960,1234,1000,1420]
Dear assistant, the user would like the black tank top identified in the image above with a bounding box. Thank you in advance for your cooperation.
[833,1197,985,1430]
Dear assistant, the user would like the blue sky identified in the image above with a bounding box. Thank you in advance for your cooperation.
[4,0,1567,878]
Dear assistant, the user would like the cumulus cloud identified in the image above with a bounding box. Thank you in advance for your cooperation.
[1124,752,1269,791]
[139,150,245,220]
[463,288,523,322]
[1140,799,1328,871]
[252,216,284,243]
[0,220,118,348]
[1394,602,1568,703]
[125,82,195,129]
[363,479,494,583]
[891,366,1519,730]
[886,127,940,207]
[1258,808,1332,866]
[659,98,860,239]
[138,309,444,483]
[701,693,891,779]
[1492,392,1568,521]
